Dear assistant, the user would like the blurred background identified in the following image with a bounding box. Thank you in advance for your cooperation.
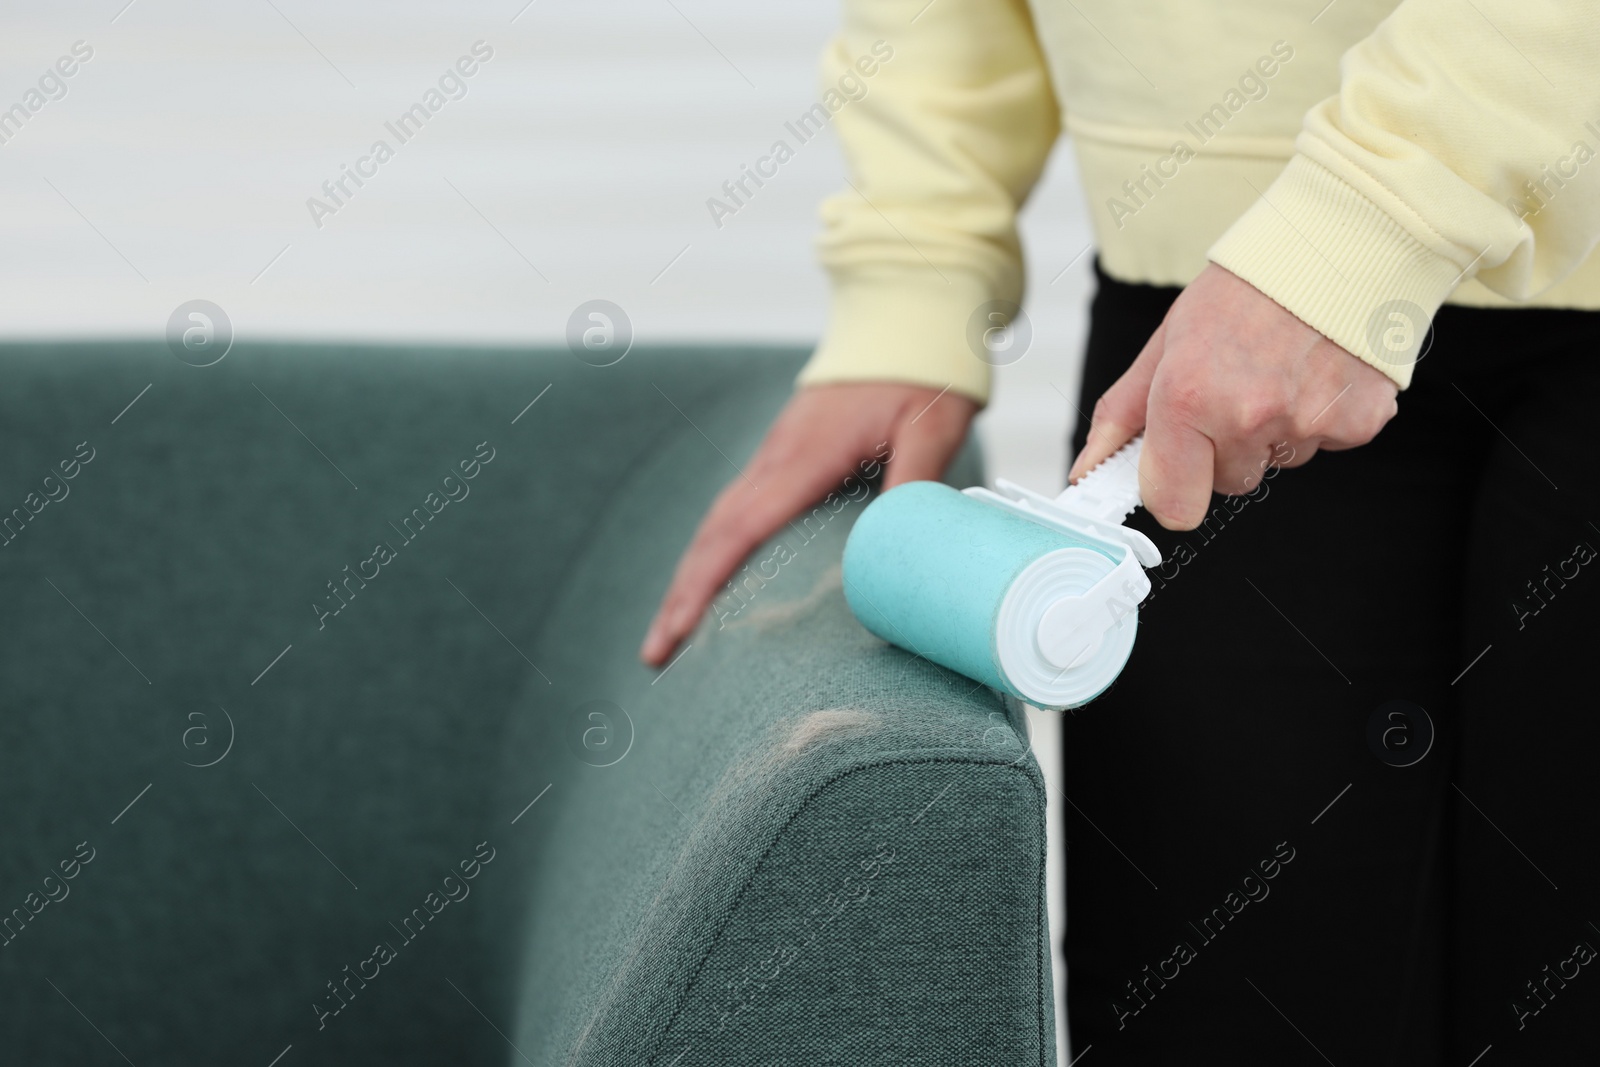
[1,2,1096,1056]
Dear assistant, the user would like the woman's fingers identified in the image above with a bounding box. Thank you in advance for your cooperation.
[640,383,976,666]
[1139,415,1216,530]
[883,390,977,488]
[1067,319,1165,484]
[1079,266,1405,526]
[640,437,850,666]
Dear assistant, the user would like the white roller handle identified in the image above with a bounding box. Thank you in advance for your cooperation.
[1056,435,1144,526]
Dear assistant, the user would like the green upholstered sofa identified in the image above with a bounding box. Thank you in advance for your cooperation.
[0,342,1053,1065]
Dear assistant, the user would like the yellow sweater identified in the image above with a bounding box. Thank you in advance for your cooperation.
[796,0,1600,401]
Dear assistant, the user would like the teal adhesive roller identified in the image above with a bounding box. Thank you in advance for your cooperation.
[842,437,1160,709]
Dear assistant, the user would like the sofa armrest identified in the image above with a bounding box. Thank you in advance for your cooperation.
[490,380,1054,1065]
[650,756,1050,1065]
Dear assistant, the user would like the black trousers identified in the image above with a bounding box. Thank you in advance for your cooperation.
[1063,263,1600,1065]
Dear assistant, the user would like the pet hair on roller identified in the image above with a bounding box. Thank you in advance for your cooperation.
[842,437,1159,709]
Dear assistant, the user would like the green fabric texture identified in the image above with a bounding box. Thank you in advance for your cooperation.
[0,341,1052,1065]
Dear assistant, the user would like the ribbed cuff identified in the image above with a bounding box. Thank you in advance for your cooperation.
[1207,154,1467,390]
[797,266,999,405]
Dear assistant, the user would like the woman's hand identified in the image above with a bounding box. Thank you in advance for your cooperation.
[1068,264,1400,528]
[640,382,978,666]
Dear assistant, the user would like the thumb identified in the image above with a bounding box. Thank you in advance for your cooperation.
[1068,319,1165,483]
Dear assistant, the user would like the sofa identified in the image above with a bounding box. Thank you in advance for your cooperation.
[0,341,1054,1065]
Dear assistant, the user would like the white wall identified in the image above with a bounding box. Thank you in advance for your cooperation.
[0,1,1095,1058]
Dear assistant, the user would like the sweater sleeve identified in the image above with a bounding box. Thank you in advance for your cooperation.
[1210,0,1600,389]
[795,0,1062,405]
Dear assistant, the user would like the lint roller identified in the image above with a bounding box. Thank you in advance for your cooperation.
[842,437,1159,709]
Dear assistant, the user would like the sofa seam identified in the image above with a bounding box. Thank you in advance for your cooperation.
[644,753,1050,1066]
